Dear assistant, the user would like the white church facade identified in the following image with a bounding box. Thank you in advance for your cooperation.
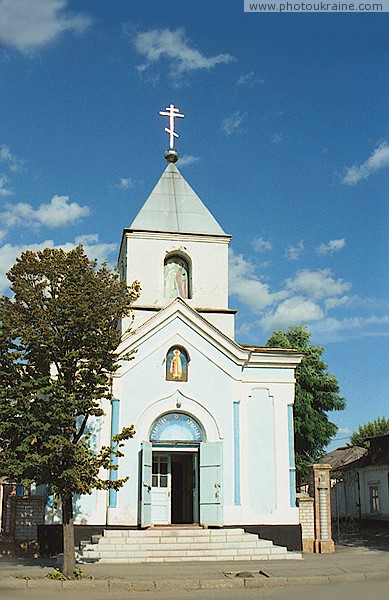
[49,107,303,549]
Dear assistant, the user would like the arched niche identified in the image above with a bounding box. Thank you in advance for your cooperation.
[166,346,189,382]
[164,252,191,299]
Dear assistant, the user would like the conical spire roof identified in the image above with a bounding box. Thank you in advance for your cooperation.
[130,162,226,235]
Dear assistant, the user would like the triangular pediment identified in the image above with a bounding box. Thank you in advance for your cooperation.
[120,298,244,362]
[118,298,302,369]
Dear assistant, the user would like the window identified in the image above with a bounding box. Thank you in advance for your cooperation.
[164,254,190,299]
[369,485,380,514]
[152,455,169,488]
[166,346,189,382]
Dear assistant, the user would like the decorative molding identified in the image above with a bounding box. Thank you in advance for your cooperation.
[122,229,231,244]
[233,401,241,506]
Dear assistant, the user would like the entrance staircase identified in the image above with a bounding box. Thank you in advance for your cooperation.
[76,527,302,563]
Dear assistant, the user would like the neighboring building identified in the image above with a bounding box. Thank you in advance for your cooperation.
[324,437,389,520]
[320,446,367,519]
[45,110,303,547]
[321,446,367,474]
[356,434,389,519]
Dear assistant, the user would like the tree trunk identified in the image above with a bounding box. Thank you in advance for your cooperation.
[61,493,75,578]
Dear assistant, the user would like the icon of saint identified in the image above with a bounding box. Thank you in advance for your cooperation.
[164,258,189,299]
[170,349,183,379]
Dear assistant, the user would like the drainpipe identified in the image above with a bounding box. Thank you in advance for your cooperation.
[242,350,252,371]
[108,397,120,510]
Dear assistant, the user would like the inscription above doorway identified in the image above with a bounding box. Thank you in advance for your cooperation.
[150,412,203,442]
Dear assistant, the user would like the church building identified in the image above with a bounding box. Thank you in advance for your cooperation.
[71,106,303,549]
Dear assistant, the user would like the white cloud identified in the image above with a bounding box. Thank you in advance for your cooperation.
[316,238,346,255]
[342,141,389,185]
[38,195,90,227]
[236,71,265,86]
[272,133,282,144]
[284,240,304,261]
[310,315,389,342]
[0,0,92,54]
[252,237,272,252]
[285,268,352,300]
[324,296,350,310]
[222,112,246,136]
[178,155,200,167]
[229,252,353,322]
[73,235,117,266]
[0,235,117,294]
[1,195,90,229]
[73,234,100,246]
[261,296,325,332]
[132,27,234,77]
[0,175,13,196]
[115,177,134,190]
[235,321,255,338]
[337,427,351,435]
[0,145,24,172]
[229,249,285,312]
[228,251,387,343]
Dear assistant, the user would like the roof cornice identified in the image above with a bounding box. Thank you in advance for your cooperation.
[122,229,231,243]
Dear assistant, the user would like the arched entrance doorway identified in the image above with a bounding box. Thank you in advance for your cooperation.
[140,412,222,528]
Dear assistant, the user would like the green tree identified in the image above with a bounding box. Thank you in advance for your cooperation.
[350,417,389,448]
[266,324,346,485]
[0,246,141,577]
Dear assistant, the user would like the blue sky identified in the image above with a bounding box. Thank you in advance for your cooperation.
[0,0,388,450]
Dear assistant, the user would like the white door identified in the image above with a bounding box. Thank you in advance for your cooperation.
[151,454,171,524]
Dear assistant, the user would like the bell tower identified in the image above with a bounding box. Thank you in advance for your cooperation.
[118,105,235,337]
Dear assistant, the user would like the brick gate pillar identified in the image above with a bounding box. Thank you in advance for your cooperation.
[310,464,335,553]
[296,493,315,552]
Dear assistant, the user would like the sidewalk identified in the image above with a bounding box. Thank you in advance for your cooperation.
[0,544,389,593]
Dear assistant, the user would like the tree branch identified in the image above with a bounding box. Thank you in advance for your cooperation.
[73,414,89,443]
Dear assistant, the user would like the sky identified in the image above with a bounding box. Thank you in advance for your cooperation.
[0,0,388,451]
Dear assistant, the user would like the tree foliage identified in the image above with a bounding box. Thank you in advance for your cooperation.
[350,417,389,449]
[0,246,140,576]
[266,324,346,484]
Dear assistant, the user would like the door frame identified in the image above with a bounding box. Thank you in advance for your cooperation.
[150,443,199,525]
[140,441,224,527]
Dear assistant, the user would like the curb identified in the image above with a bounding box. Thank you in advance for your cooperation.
[1,571,389,592]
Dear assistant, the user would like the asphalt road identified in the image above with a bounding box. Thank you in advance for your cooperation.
[3,579,389,600]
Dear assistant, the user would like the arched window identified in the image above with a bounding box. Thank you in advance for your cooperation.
[164,254,190,299]
[166,346,189,382]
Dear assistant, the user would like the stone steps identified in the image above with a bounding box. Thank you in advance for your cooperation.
[76,528,302,563]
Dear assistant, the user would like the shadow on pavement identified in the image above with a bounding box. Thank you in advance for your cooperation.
[333,518,389,552]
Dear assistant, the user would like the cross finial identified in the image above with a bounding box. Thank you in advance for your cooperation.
[159,103,185,150]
